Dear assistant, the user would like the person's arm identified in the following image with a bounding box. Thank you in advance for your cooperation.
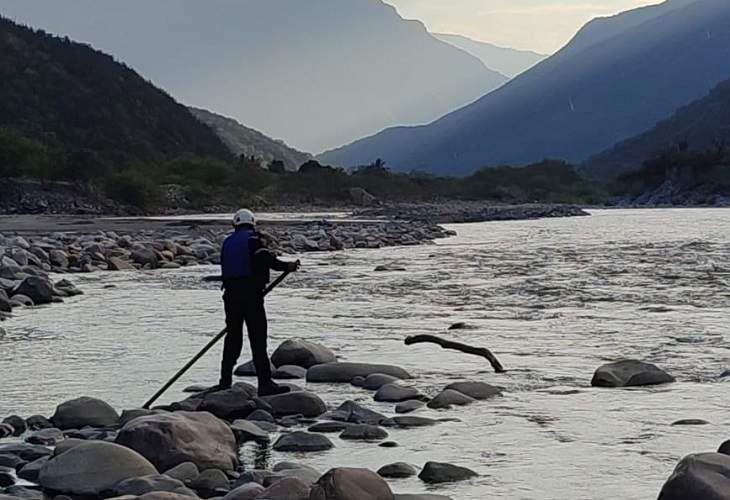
[250,235,299,272]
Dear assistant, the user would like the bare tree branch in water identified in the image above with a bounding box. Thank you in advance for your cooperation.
[404,334,506,373]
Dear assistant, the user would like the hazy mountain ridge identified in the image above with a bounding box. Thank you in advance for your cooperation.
[318,0,730,176]
[189,108,311,172]
[0,0,508,153]
[433,33,547,78]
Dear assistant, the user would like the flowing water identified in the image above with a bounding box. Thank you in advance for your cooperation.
[2,208,730,499]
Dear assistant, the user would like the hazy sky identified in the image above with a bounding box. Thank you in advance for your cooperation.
[384,0,665,53]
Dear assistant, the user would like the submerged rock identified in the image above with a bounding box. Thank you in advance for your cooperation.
[444,382,501,400]
[322,401,392,426]
[374,384,426,403]
[271,339,337,369]
[340,425,389,441]
[591,360,675,387]
[395,401,425,414]
[310,467,394,500]
[658,453,730,500]
[116,411,238,472]
[362,374,399,391]
[392,416,438,428]
[38,441,157,496]
[307,363,411,383]
[426,390,476,409]
[418,462,477,484]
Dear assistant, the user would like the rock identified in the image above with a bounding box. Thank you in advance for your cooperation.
[340,425,388,441]
[447,322,475,330]
[308,422,352,434]
[221,483,265,500]
[362,374,399,391]
[418,462,477,484]
[16,456,49,482]
[426,390,476,410]
[255,476,310,500]
[322,401,392,426]
[131,248,159,268]
[444,382,501,400]
[54,279,83,297]
[310,468,394,500]
[0,454,25,469]
[262,391,327,418]
[108,257,135,271]
[671,419,710,426]
[379,442,399,448]
[120,408,156,426]
[11,277,54,305]
[374,384,425,403]
[307,363,411,383]
[51,396,119,429]
[198,386,257,420]
[0,471,15,487]
[234,360,274,377]
[395,401,425,414]
[230,420,269,444]
[233,469,273,488]
[658,453,730,500]
[189,469,231,498]
[53,438,87,456]
[349,187,378,207]
[247,410,275,423]
[393,495,454,500]
[271,339,337,369]
[374,265,405,272]
[26,428,64,446]
[591,359,675,387]
[37,441,157,496]
[272,432,334,452]
[139,492,198,500]
[25,415,52,430]
[377,463,417,479]
[116,411,238,472]
[165,462,200,483]
[0,423,14,439]
[393,416,438,428]
[268,463,321,486]
[9,294,32,307]
[113,475,187,497]
[48,249,69,269]
[0,290,11,313]
[3,416,26,436]
[272,365,308,380]
[350,376,365,387]
[0,443,53,461]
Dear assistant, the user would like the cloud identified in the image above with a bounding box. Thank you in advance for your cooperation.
[384,0,665,52]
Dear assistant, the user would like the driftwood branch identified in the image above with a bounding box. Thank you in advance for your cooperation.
[404,334,505,373]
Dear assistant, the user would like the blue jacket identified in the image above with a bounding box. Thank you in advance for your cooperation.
[220,229,288,290]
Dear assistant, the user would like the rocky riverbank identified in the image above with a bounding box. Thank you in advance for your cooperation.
[0,218,454,317]
[353,202,590,224]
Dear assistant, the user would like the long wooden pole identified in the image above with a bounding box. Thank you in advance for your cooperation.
[142,271,291,409]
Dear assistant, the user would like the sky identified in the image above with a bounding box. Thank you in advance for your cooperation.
[384,0,665,53]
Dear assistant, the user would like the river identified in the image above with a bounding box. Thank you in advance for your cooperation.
[2,208,730,499]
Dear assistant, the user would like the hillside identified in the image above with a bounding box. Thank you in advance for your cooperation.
[0,15,229,179]
[584,77,730,178]
[0,0,508,153]
[189,108,311,172]
[433,34,547,78]
[318,0,730,175]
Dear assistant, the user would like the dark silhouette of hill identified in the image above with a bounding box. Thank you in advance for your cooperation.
[584,77,730,178]
[318,0,730,176]
[0,15,230,176]
[433,34,546,78]
[189,108,311,172]
[0,0,508,153]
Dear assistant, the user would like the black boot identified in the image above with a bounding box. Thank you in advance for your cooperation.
[258,380,291,397]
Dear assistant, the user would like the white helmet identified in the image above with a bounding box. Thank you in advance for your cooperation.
[232,208,256,227]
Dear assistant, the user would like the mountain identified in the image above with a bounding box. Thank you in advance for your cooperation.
[584,77,730,178]
[0,15,229,175]
[189,108,311,172]
[318,0,730,176]
[433,34,546,78]
[0,0,508,154]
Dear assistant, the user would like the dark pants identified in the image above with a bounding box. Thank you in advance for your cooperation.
[220,285,271,388]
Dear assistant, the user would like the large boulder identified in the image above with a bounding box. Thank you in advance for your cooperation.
[115,411,238,472]
[658,453,730,500]
[307,363,411,383]
[418,462,477,484]
[262,391,327,418]
[591,360,675,387]
[444,382,501,400]
[271,339,336,369]
[272,432,334,452]
[51,396,119,429]
[310,468,394,500]
[11,277,54,305]
[37,441,157,496]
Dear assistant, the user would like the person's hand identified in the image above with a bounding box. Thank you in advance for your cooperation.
[287,260,301,272]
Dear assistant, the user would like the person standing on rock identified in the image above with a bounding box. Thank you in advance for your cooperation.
[218,208,300,396]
